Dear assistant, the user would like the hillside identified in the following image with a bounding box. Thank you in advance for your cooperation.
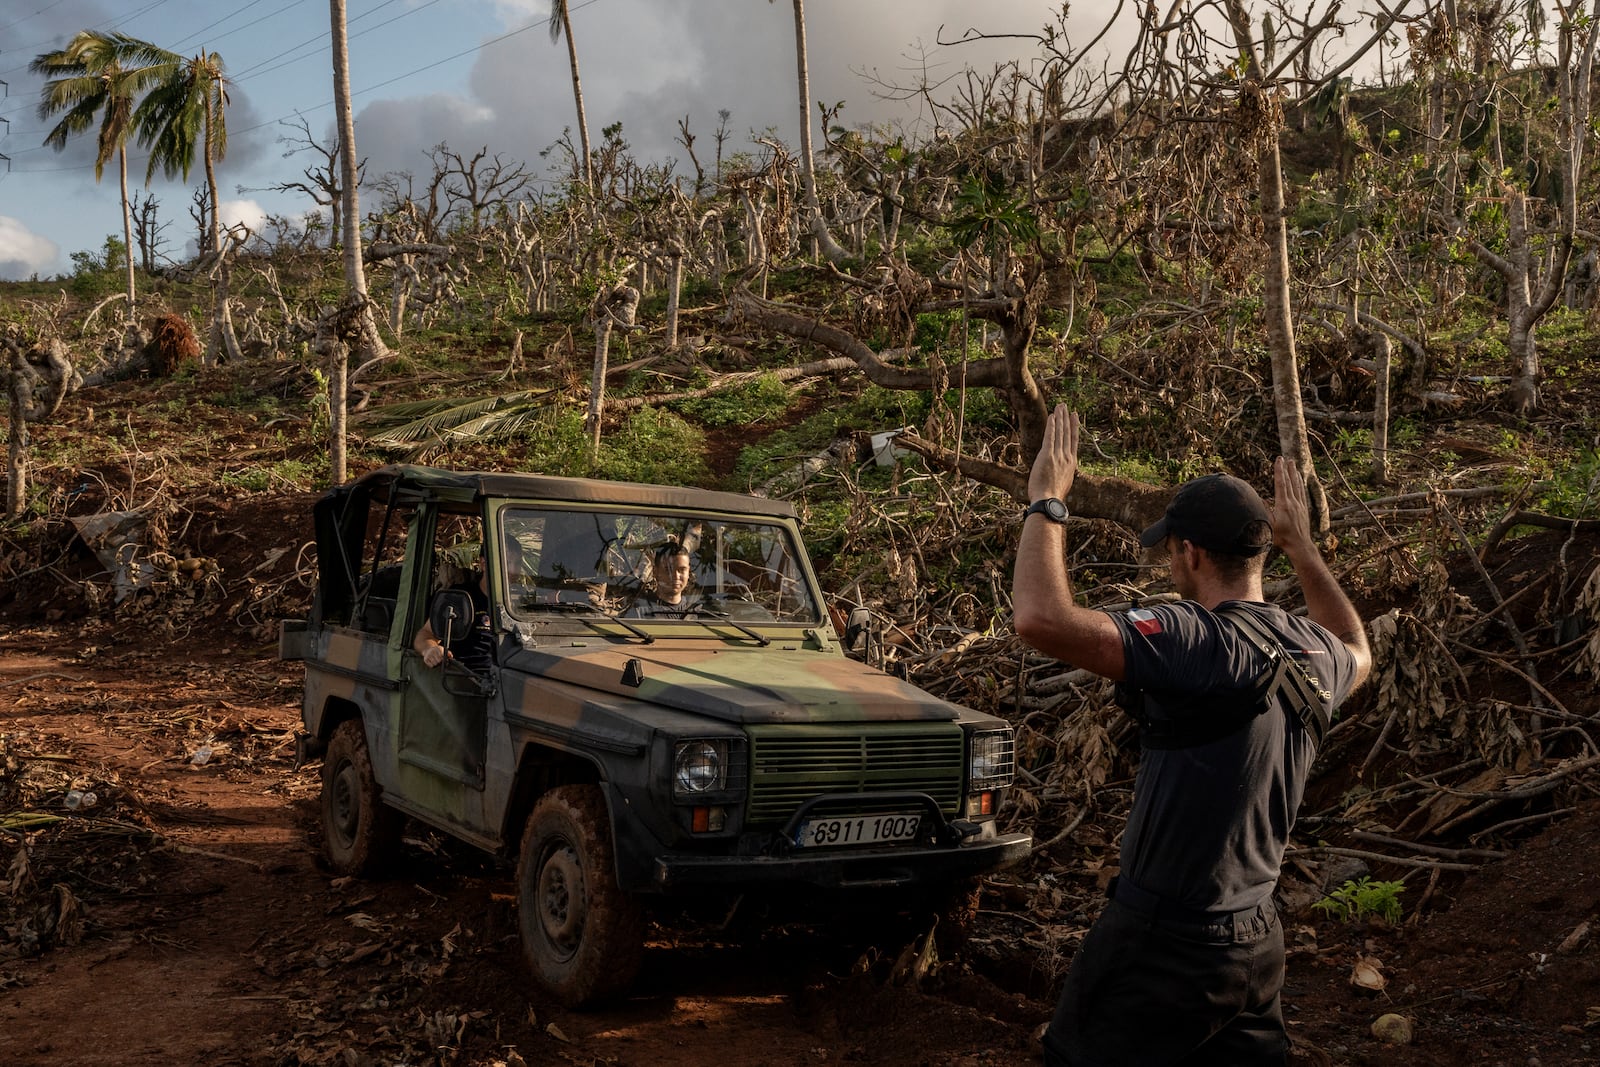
[1,286,1599,1063]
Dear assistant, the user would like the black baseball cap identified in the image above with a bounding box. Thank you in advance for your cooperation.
[1138,473,1273,556]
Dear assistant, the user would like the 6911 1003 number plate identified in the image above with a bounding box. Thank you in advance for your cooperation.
[795,812,921,849]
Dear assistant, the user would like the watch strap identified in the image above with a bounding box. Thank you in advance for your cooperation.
[1023,498,1069,523]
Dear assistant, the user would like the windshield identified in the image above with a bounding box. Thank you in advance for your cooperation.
[497,506,823,626]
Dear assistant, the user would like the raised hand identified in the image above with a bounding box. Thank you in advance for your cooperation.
[1028,404,1080,503]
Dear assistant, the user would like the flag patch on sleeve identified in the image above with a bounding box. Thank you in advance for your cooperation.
[1127,608,1163,636]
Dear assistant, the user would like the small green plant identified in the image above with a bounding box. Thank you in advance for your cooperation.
[1331,426,1374,457]
[1533,447,1600,517]
[676,373,792,428]
[1312,877,1404,924]
[307,368,330,438]
[219,459,316,493]
[1389,417,1423,450]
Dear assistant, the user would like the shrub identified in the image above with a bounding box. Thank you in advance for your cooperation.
[1312,877,1404,924]
[675,373,792,428]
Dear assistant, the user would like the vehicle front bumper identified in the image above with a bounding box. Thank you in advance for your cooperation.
[651,831,1033,890]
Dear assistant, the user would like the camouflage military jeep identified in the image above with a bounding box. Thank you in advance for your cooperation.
[280,465,1030,1006]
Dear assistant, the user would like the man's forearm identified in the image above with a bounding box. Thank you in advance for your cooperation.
[1285,544,1371,683]
[1014,517,1076,629]
[1012,516,1127,680]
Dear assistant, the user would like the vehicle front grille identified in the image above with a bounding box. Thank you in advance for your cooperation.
[744,722,965,828]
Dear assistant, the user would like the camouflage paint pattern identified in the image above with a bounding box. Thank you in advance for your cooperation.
[284,465,1031,893]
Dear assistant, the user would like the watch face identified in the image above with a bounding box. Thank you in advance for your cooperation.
[1028,498,1068,522]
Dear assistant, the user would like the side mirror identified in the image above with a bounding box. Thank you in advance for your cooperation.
[430,589,476,651]
[844,606,873,654]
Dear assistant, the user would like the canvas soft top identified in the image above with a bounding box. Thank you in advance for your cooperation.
[344,464,798,518]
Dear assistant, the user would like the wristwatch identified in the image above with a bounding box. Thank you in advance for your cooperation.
[1023,498,1069,524]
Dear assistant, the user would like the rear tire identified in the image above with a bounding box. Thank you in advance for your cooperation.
[321,719,404,876]
[517,784,645,1007]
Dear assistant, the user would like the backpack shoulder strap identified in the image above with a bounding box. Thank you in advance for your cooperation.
[1215,604,1333,746]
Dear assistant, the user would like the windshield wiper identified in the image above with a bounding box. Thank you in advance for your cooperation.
[519,599,655,643]
[697,609,771,646]
[598,612,655,643]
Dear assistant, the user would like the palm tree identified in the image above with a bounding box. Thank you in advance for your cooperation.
[135,50,241,363]
[328,0,391,485]
[773,0,848,263]
[549,0,594,193]
[30,32,179,319]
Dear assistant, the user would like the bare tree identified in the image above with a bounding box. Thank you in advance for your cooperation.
[249,113,363,248]
[1219,0,1414,529]
[189,185,214,258]
[432,144,532,232]
[129,192,170,273]
[1445,0,1599,414]
[3,330,82,519]
[587,275,641,452]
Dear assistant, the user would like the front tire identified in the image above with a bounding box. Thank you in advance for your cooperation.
[517,784,645,1007]
[321,719,404,876]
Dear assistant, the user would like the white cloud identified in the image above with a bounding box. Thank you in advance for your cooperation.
[488,0,553,25]
[0,217,63,281]
[347,0,1085,194]
[220,198,269,233]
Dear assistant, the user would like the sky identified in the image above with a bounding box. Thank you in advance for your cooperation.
[0,0,1094,280]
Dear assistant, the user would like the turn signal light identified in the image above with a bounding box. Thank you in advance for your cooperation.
[692,805,726,833]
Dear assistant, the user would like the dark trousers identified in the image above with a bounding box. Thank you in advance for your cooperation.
[1041,897,1287,1067]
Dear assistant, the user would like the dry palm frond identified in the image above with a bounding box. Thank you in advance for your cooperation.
[359,388,562,457]
[1574,564,1600,684]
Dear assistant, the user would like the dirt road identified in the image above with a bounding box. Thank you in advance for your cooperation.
[0,628,1043,1067]
[6,513,1600,1067]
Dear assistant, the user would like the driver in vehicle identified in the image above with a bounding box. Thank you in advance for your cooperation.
[414,552,495,671]
[625,541,704,618]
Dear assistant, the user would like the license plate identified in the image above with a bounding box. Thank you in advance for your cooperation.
[796,813,921,849]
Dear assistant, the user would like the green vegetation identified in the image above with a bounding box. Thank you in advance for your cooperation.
[516,407,709,486]
[674,373,792,428]
[219,459,317,492]
[1313,877,1405,924]
[1533,448,1600,517]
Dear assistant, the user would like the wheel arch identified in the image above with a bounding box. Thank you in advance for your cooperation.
[314,694,364,743]
[502,742,606,859]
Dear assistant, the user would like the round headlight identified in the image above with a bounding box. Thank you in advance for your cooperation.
[674,740,723,794]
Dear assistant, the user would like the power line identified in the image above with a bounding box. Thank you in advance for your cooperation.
[0,0,176,78]
[168,0,285,52]
[231,0,430,83]
[0,0,72,36]
[12,0,606,172]
[4,0,343,149]
[234,0,603,135]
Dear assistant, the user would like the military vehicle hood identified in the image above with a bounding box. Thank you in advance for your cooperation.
[501,643,959,724]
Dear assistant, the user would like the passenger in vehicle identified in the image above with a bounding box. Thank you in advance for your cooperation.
[625,541,704,618]
[414,552,495,672]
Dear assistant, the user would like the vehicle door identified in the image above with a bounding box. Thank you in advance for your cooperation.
[391,502,493,830]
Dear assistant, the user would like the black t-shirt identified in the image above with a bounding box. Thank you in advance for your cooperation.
[624,592,704,619]
[1110,599,1360,913]
[445,581,495,673]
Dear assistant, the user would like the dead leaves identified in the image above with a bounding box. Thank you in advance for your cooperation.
[887,921,941,988]
[1574,564,1600,685]
[1350,953,1388,993]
